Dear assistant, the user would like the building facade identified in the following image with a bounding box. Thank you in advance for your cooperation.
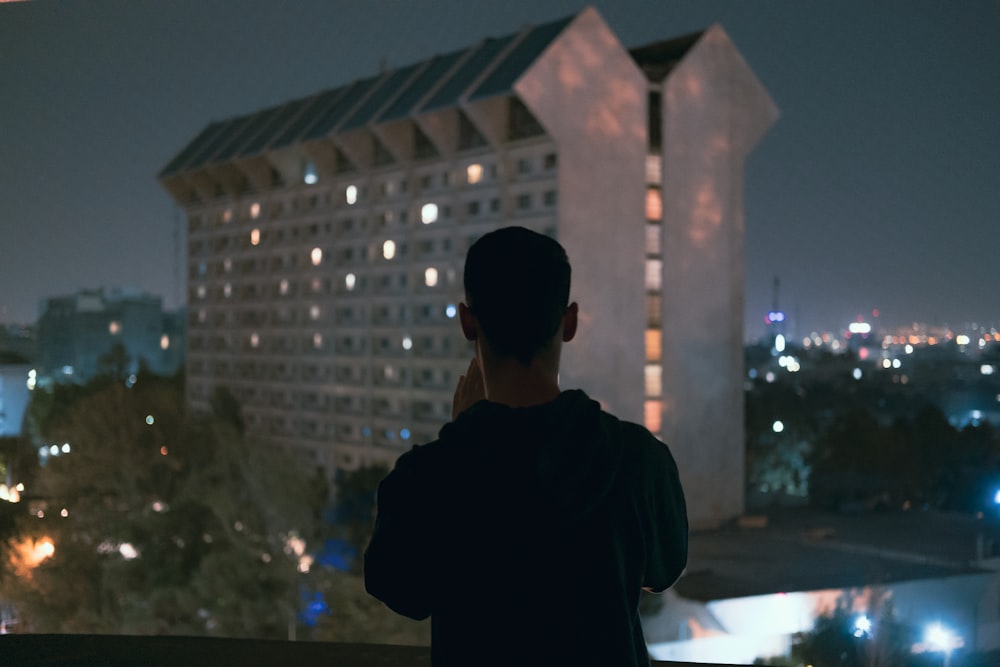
[35,288,185,385]
[160,8,776,528]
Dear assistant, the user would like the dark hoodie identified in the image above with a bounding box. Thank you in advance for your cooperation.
[364,389,688,666]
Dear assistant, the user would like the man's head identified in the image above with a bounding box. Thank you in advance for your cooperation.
[461,226,576,366]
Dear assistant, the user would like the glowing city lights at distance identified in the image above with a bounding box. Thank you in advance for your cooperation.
[892,359,901,369]
[313,333,323,349]
[250,333,259,348]
[250,228,260,246]
[311,247,323,266]
[445,304,457,319]
[956,334,970,346]
[400,428,411,440]
[905,344,914,354]
[466,164,483,184]
[160,334,170,350]
[848,322,871,335]
[402,336,413,351]
[309,305,320,320]
[279,279,289,295]
[27,368,36,390]
[119,543,139,560]
[766,311,785,324]
[853,614,872,638]
[346,185,358,204]
[223,283,232,298]
[49,445,59,455]
[852,368,863,380]
[250,202,261,219]
[772,420,784,433]
[145,415,155,425]
[882,359,891,369]
[993,489,1000,505]
[60,508,69,518]
[981,364,995,376]
[62,443,70,453]
[774,334,786,352]
[0,484,21,503]
[109,320,121,335]
[424,267,439,287]
[920,622,963,654]
[304,162,318,185]
[421,203,438,224]
[383,240,396,260]
[345,273,356,290]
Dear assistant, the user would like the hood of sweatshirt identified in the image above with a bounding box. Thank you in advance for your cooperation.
[432,389,625,524]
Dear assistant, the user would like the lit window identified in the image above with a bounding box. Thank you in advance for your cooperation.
[250,333,260,348]
[311,247,323,266]
[346,185,358,205]
[313,333,323,349]
[109,321,121,335]
[383,240,396,260]
[223,283,232,298]
[424,267,439,287]
[250,228,261,246]
[421,203,438,224]
[222,208,232,223]
[644,401,662,433]
[309,305,320,320]
[279,279,289,295]
[402,336,413,351]
[223,257,232,272]
[646,188,662,221]
[345,273,356,291]
[311,277,321,292]
[196,285,207,299]
[645,330,661,362]
[645,225,660,255]
[445,304,457,319]
[160,334,170,350]
[304,161,318,185]
[467,164,483,184]
[250,202,261,219]
[645,365,662,397]
[645,260,662,291]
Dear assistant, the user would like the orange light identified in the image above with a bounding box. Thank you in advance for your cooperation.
[644,401,662,433]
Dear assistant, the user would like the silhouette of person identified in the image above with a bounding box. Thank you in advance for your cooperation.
[365,226,687,666]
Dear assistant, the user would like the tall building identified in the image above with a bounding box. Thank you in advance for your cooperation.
[35,288,185,385]
[159,7,776,528]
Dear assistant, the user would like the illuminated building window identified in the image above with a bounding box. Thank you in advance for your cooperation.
[196,285,206,299]
[646,187,662,221]
[160,334,170,350]
[250,228,261,246]
[345,273,356,291]
[445,304,457,319]
[467,164,483,184]
[645,259,662,291]
[309,305,320,321]
[645,329,662,362]
[421,203,438,224]
[346,185,358,205]
[645,224,660,255]
[223,283,232,298]
[223,258,232,272]
[109,321,121,335]
[402,336,413,351]
[250,202,261,219]
[644,401,662,433]
[311,247,323,266]
[222,208,233,223]
[646,155,662,185]
[383,240,396,260]
[279,279,289,295]
[304,161,318,185]
[313,333,323,349]
[197,309,207,323]
[250,333,260,348]
[424,267,439,287]
[644,365,662,397]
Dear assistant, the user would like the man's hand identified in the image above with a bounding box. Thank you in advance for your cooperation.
[452,357,485,420]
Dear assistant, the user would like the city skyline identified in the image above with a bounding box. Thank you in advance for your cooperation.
[1,1,998,340]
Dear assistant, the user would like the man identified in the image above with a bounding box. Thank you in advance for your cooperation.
[364,226,687,666]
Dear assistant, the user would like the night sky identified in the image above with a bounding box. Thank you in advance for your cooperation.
[2,0,998,341]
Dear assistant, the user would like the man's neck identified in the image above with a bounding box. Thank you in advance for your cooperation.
[482,357,561,409]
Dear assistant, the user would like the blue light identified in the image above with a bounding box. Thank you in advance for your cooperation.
[400,428,411,440]
[445,304,457,319]
[766,311,786,324]
[993,489,1000,505]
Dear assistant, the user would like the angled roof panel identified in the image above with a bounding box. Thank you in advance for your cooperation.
[196,114,260,166]
[180,116,252,172]
[420,35,515,113]
[270,87,349,150]
[340,63,423,131]
[211,106,283,165]
[238,96,318,158]
[299,75,384,141]
[377,49,468,122]
[159,122,226,177]
[628,30,704,82]
[468,16,573,102]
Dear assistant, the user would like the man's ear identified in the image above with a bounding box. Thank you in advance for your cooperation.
[458,303,478,341]
[562,302,578,342]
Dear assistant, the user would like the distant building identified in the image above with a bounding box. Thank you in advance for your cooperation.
[35,288,185,384]
[0,356,31,437]
[159,7,776,528]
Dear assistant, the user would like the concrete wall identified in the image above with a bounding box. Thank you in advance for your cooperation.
[659,25,778,528]
[515,7,648,424]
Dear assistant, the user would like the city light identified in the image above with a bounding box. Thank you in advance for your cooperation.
[848,322,872,335]
[304,162,318,185]
[852,368,863,381]
[424,267,438,287]
[982,364,996,376]
[345,273,356,291]
[402,336,413,351]
[421,203,438,224]
[445,304,457,319]
[383,240,396,260]
[466,163,483,184]
[775,334,786,352]
[145,415,155,425]
[772,420,784,433]
[852,614,872,639]
[956,334,970,346]
[766,311,785,323]
[310,247,323,266]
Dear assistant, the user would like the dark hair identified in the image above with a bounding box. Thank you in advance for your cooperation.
[463,226,571,365]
